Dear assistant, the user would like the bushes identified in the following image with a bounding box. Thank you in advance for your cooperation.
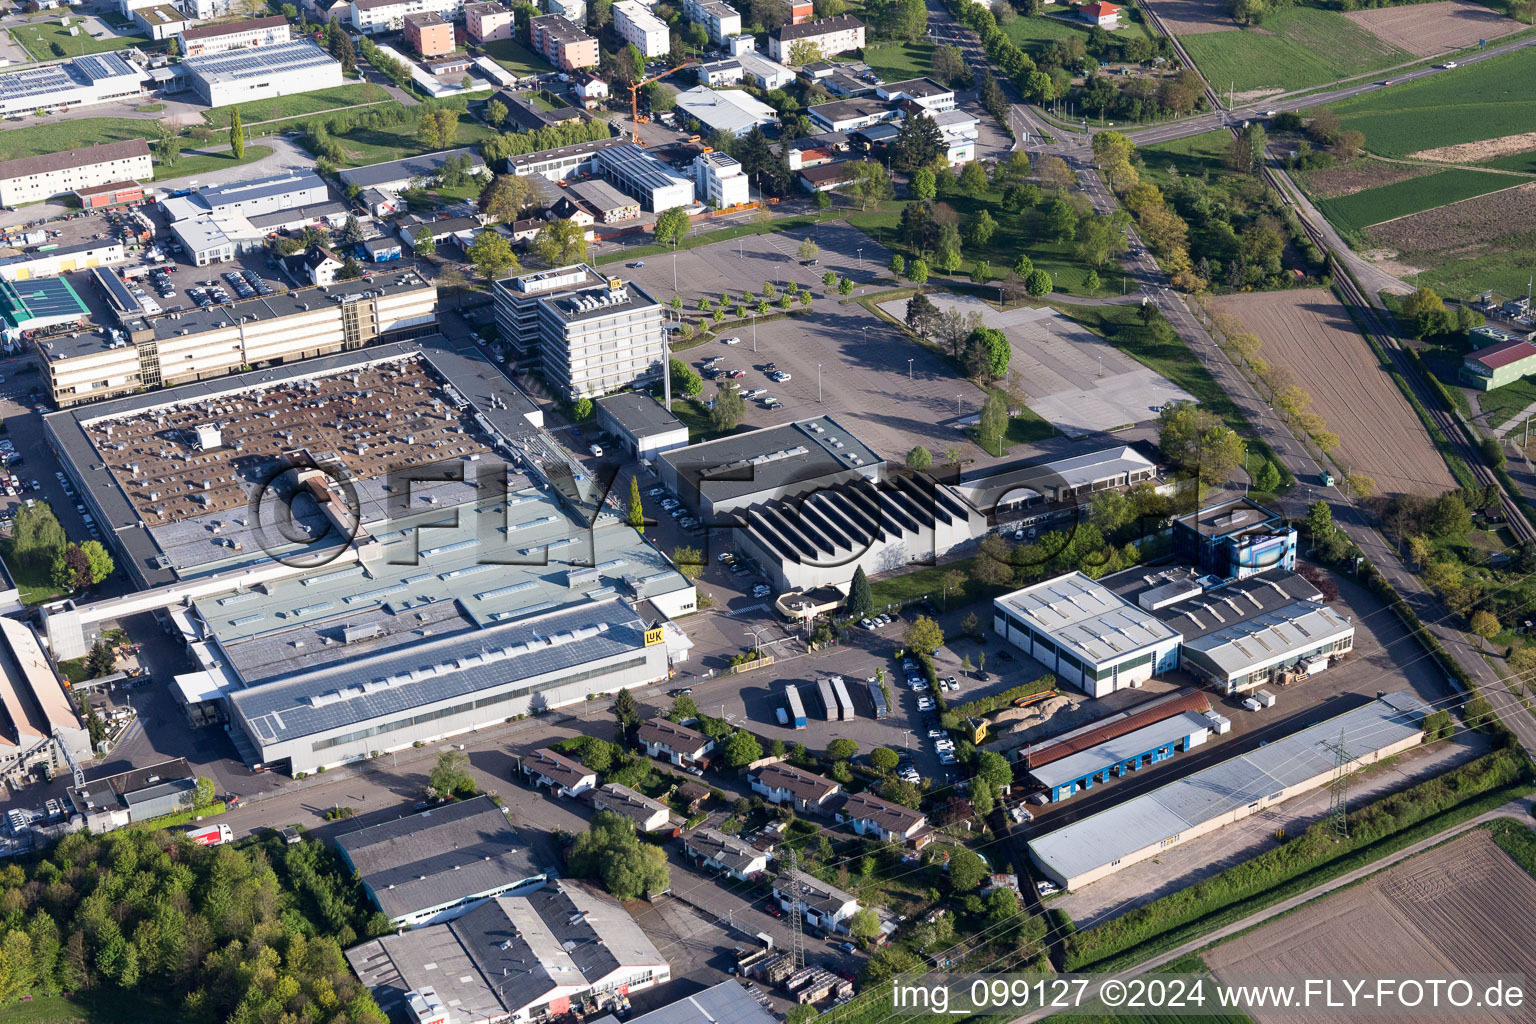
[953,676,1057,718]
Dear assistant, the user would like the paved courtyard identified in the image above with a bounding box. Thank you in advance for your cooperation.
[879,293,1195,437]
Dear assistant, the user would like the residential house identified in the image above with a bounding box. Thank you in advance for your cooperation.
[683,827,773,880]
[749,761,840,814]
[591,783,671,832]
[639,717,716,767]
[835,790,932,848]
[1077,0,1119,27]
[521,748,597,796]
[768,14,865,63]
[772,870,860,934]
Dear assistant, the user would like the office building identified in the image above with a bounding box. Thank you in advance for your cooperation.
[133,4,191,41]
[493,263,665,399]
[181,0,242,17]
[530,14,600,69]
[348,882,670,1024]
[176,15,291,56]
[768,14,864,62]
[465,0,514,41]
[349,0,464,33]
[0,53,148,119]
[505,137,628,180]
[34,268,437,406]
[875,77,955,111]
[808,96,893,133]
[404,11,456,56]
[183,40,344,106]
[613,0,670,57]
[1029,692,1430,889]
[993,572,1184,698]
[595,392,689,459]
[335,796,546,926]
[682,0,740,43]
[594,143,695,210]
[1172,497,1296,581]
[674,85,777,137]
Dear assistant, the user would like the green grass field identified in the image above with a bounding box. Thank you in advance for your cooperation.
[1179,7,1410,94]
[479,37,551,76]
[1324,46,1536,157]
[1410,246,1536,303]
[1469,374,1536,431]
[1318,168,1516,236]
[9,19,149,61]
[1481,148,1536,174]
[201,83,389,126]
[0,117,270,182]
[860,40,936,82]
[1003,7,1154,53]
[1138,129,1231,189]
[156,145,274,182]
[330,118,498,167]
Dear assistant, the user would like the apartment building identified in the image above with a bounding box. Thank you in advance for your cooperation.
[530,14,600,69]
[613,0,670,56]
[694,150,749,208]
[0,139,152,208]
[464,0,514,40]
[176,14,290,56]
[492,264,664,399]
[682,0,740,43]
[404,11,457,55]
[349,0,463,33]
[768,14,865,61]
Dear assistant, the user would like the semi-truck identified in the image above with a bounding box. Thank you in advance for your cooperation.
[866,677,890,720]
[783,684,807,729]
[831,675,855,721]
[185,823,233,846]
[816,677,838,721]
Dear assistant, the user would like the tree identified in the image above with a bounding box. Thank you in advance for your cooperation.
[1470,609,1500,648]
[893,113,944,171]
[966,326,1010,381]
[1157,402,1244,486]
[975,750,1011,792]
[467,231,518,281]
[229,107,244,159]
[627,477,645,532]
[711,382,747,432]
[52,545,92,592]
[881,777,923,808]
[827,738,858,761]
[906,291,938,337]
[909,166,937,201]
[11,503,65,572]
[966,209,997,248]
[978,390,1009,455]
[486,99,509,128]
[670,357,703,398]
[909,258,929,284]
[428,750,476,799]
[1024,268,1053,297]
[1306,499,1334,541]
[654,206,692,246]
[569,812,670,899]
[573,397,594,421]
[786,1007,819,1024]
[327,19,356,71]
[869,747,899,773]
[948,847,986,890]
[844,160,893,210]
[788,40,824,65]
[613,687,641,731]
[906,445,933,471]
[1254,459,1281,492]
[337,256,364,282]
[797,237,819,262]
[479,173,534,223]
[1333,129,1366,163]
[904,615,944,655]
[722,729,763,766]
[931,43,966,85]
[848,908,880,947]
[78,541,114,585]
[934,223,963,274]
[890,253,905,277]
[1429,491,1472,538]
[673,545,704,582]
[959,160,989,198]
[863,947,924,984]
[87,639,117,679]
[413,226,436,257]
[532,219,588,265]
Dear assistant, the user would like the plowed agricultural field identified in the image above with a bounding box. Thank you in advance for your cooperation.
[1206,829,1536,1024]
[1343,0,1523,56]
[1210,290,1453,496]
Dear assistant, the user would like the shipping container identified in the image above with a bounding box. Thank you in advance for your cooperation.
[784,684,807,729]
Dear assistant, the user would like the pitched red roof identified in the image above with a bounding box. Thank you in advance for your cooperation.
[1026,688,1210,770]
[1082,1,1119,14]
[1471,338,1536,371]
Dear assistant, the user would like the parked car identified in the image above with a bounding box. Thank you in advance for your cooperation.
[720,336,741,345]
[589,444,604,457]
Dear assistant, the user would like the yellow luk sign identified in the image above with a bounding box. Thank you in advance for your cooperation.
[644,627,665,646]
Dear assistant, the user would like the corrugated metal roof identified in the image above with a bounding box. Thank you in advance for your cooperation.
[1029,711,1212,789]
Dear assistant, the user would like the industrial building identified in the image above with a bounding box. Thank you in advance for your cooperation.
[1462,336,1536,391]
[335,796,546,926]
[954,443,1163,525]
[675,85,778,137]
[34,267,438,406]
[658,415,882,520]
[1027,710,1211,802]
[531,13,601,69]
[1180,601,1355,694]
[73,181,146,211]
[591,982,778,1024]
[0,238,125,283]
[506,136,630,180]
[594,143,695,211]
[993,572,1184,698]
[768,14,865,62]
[0,53,148,118]
[176,14,291,56]
[595,392,690,460]
[0,138,152,207]
[808,96,895,133]
[492,263,666,399]
[66,757,197,832]
[338,147,489,193]
[681,0,741,43]
[0,277,90,336]
[1172,497,1296,581]
[0,618,90,791]
[613,0,670,56]
[1011,687,1212,768]
[693,150,751,208]
[349,0,465,33]
[347,881,670,1023]
[182,40,345,106]
[1028,691,1431,889]
[568,178,640,222]
[161,171,330,222]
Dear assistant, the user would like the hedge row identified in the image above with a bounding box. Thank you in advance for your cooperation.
[953,676,1058,718]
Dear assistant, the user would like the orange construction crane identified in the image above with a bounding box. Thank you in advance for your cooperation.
[629,61,698,143]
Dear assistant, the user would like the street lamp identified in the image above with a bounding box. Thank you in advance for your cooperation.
[817,363,822,403]
[750,311,757,352]
[908,357,914,381]
[856,247,863,270]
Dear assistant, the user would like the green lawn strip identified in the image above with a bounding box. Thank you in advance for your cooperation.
[11,19,149,61]
[1138,130,1232,191]
[0,540,65,606]
[154,146,273,182]
[200,83,390,126]
[667,396,752,444]
[1179,7,1409,94]
[1467,375,1536,433]
[860,39,936,81]
[1323,46,1536,158]
[1318,169,1519,240]
[478,37,552,76]
[591,214,822,265]
[868,554,1020,609]
[1480,148,1536,174]
[1487,817,1536,877]
[0,993,176,1024]
[1049,301,1292,485]
[1065,748,1534,971]
[332,119,498,167]
[0,118,158,161]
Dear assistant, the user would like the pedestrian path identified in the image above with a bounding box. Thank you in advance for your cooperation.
[1491,399,1536,439]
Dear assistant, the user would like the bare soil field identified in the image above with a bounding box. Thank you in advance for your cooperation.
[1345,0,1524,55]
[1210,289,1454,497]
[1302,158,1435,199]
[1411,129,1536,163]
[1141,0,1236,34]
[1207,829,1536,1024]
[1368,180,1536,257]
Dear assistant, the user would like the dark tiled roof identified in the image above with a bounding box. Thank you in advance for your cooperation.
[0,139,149,184]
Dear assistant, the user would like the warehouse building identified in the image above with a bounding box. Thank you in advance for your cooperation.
[595,392,690,460]
[658,415,882,520]
[0,138,152,208]
[1180,601,1355,694]
[73,181,147,211]
[177,14,291,56]
[347,881,669,1022]
[675,85,778,137]
[1172,497,1296,582]
[0,238,125,283]
[592,982,778,1024]
[67,757,197,831]
[595,144,695,210]
[569,178,640,222]
[613,0,670,56]
[0,277,90,335]
[493,263,665,398]
[1027,710,1211,802]
[34,267,437,406]
[681,0,741,42]
[182,40,344,106]
[530,13,600,69]
[993,572,1183,698]
[0,53,148,118]
[335,795,546,926]
[1011,686,1211,767]
[768,13,865,62]
[162,171,330,222]
[339,146,489,193]
[1029,691,1431,889]
[1461,336,1536,391]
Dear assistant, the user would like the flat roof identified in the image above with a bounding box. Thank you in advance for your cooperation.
[996,571,1181,668]
[335,795,542,920]
[595,144,693,196]
[0,277,88,329]
[957,443,1159,511]
[808,97,889,124]
[191,171,326,211]
[68,757,194,814]
[184,40,341,85]
[1175,497,1282,538]
[675,86,777,134]
[1030,711,1212,788]
[878,77,950,98]
[338,146,487,188]
[1182,600,1354,676]
[659,415,882,504]
[1030,692,1429,883]
[596,391,685,439]
[593,981,778,1024]
[568,177,635,212]
[0,54,142,108]
[1119,568,1322,641]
